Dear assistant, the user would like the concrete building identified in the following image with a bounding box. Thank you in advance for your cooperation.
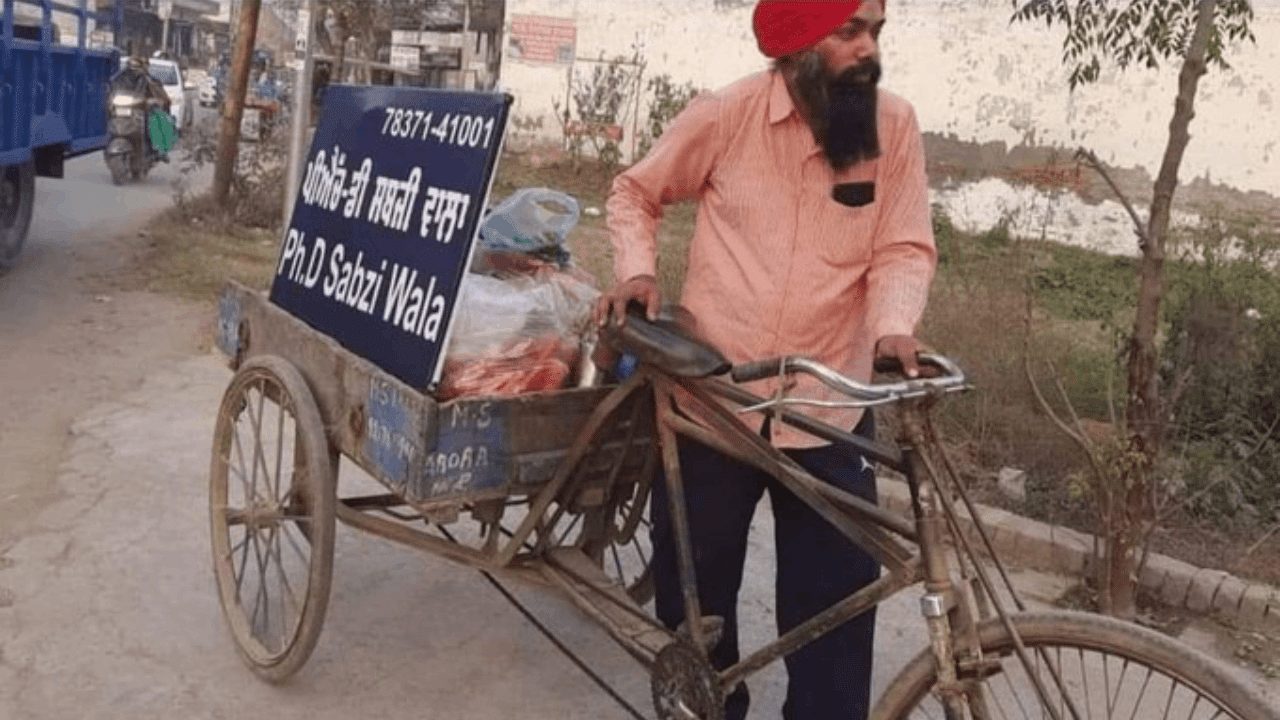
[89,0,220,65]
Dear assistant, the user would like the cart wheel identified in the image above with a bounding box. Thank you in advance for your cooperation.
[577,466,655,604]
[651,640,725,720]
[209,355,336,683]
[554,383,657,604]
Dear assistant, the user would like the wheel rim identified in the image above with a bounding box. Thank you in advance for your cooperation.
[210,360,333,673]
[886,613,1267,720]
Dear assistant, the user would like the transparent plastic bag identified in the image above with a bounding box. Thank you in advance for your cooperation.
[478,188,581,254]
[438,272,601,400]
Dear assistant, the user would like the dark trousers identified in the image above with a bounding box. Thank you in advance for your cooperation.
[650,416,881,720]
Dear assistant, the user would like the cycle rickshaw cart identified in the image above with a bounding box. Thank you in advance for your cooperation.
[208,86,1272,720]
[210,279,1274,720]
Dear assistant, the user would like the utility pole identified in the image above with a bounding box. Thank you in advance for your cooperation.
[282,0,317,227]
[212,0,262,206]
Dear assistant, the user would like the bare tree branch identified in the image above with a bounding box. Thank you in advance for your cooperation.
[1022,287,1104,477]
[1075,147,1151,252]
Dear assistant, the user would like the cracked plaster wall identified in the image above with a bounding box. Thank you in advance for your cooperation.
[500,0,1279,196]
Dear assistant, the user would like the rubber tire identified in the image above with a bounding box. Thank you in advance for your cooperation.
[0,161,36,271]
[872,611,1275,720]
[210,355,336,683]
[106,153,130,186]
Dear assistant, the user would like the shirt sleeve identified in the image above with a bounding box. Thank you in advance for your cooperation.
[865,101,937,341]
[606,91,725,285]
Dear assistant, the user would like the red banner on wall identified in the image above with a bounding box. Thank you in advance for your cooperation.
[508,14,577,64]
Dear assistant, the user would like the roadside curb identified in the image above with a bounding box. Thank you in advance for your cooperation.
[876,477,1280,632]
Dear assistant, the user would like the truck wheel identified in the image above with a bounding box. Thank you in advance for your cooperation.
[0,162,36,271]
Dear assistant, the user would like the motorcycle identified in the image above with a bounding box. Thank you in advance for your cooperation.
[104,90,164,185]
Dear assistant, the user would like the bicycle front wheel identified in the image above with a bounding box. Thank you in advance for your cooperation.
[874,611,1275,720]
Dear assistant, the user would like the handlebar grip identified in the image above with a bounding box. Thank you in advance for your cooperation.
[873,354,950,378]
[730,357,786,383]
[872,356,906,375]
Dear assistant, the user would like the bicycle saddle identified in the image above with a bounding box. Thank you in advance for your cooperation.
[601,303,731,378]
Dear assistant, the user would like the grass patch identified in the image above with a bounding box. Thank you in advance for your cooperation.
[131,199,280,301]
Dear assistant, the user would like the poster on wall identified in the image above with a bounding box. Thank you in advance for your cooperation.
[269,85,512,391]
[508,14,576,64]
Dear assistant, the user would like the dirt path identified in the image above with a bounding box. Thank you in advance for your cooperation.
[0,211,208,550]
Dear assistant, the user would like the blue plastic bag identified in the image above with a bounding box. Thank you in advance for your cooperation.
[479,188,581,254]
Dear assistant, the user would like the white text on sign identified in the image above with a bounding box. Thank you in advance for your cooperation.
[275,229,449,342]
[381,108,498,150]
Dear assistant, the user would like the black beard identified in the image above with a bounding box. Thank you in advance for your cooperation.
[793,54,881,171]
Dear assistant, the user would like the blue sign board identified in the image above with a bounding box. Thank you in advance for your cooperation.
[269,85,512,390]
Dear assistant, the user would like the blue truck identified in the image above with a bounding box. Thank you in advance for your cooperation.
[1,0,121,270]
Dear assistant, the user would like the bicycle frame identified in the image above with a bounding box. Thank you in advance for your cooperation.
[473,359,1006,711]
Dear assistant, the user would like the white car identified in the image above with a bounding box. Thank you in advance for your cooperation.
[147,58,194,134]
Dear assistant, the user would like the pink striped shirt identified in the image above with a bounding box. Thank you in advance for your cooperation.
[607,69,936,447]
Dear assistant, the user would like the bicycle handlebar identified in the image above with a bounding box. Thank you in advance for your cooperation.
[730,353,968,409]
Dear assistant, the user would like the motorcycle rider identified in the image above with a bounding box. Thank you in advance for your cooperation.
[110,56,172,161]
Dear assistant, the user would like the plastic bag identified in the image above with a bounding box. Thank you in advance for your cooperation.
[437,272,600,400]
[478,188,581,254]
[147,110,176,154]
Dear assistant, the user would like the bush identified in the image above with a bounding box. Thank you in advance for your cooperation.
[171,108,292,231]
[1161,213,1280,528]
[637,74,700,158]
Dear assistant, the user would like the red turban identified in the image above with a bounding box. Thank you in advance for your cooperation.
[752,1,882,59]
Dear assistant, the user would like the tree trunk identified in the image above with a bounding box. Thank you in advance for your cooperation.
[212,0,263,207]
[1115,0,1218,620]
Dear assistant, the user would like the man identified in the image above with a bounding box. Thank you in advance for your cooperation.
[593,2,936,719]
[112,56,173,161]
[112,56,171,112]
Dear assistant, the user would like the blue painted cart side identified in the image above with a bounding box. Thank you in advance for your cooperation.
[215,281,653,509]
[1,0,122,172]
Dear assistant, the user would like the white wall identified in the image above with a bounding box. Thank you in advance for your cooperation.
[499,0,1280,197]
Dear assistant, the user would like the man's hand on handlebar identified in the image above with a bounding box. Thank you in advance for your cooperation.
[875,335,933,379]
[594,274,661,328]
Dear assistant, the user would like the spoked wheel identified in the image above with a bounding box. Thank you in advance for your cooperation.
[0,162,36,271]
[577,457,656,604]
[539,380,658,604]
[874,611,1274,720]
[210,355,336,683]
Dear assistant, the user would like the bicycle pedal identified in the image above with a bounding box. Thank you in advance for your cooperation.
[676,615,724,652]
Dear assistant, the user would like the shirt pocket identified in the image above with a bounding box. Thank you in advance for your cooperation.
[815,198,877,268]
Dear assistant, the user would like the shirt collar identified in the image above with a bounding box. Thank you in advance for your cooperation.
[768,70,798,125]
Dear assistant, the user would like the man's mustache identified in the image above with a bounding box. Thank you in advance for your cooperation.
[833,60,882,91]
